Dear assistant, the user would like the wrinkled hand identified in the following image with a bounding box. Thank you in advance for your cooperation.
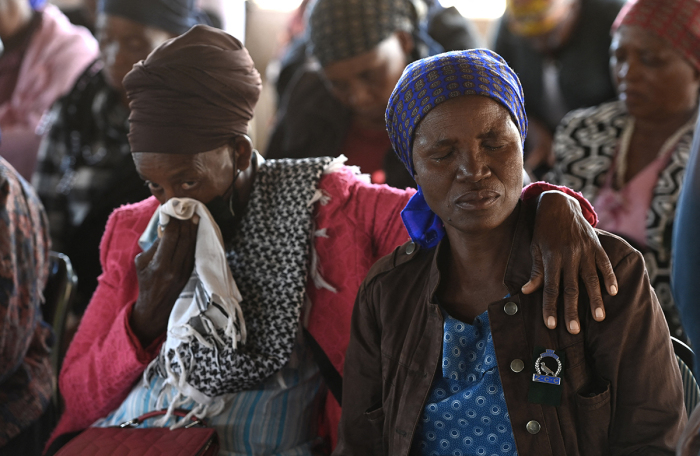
[522,191,618,334]
[130,216,199,347]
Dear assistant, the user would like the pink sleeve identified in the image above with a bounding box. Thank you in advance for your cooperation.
[522,181,598,227]
[50,209,162,443]
[351,179,414,258]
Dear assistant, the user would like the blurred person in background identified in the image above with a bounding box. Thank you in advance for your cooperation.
[0,155,52,456]
[270,0,483,103]
[266,0,484,188]
[494,0,624,179]
[547,0,700,342]
[32,0,208,316]
[0,0,97,179]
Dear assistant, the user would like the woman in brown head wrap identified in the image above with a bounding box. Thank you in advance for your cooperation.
[50,25,620,454]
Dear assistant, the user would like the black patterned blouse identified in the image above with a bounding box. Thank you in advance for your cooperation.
[546,100,695,341]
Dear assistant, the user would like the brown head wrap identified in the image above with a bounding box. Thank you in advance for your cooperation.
[124,25,262,154]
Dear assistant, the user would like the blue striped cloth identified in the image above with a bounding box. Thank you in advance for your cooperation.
[94,329,326,455]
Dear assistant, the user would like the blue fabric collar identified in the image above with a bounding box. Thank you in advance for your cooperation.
[401,186,445,249]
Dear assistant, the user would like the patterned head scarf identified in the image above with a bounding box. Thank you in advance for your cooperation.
[386,49,527,248]
[124,25,262,154]
[505,0,575,37]
[308,0,414,67]
[612,0,700,72]
[99,0,208,36]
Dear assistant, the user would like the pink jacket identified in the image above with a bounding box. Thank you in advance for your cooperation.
[51,168,413,447]
[0,5,98,178]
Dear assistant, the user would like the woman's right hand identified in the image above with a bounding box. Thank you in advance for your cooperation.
[130,217,199,347]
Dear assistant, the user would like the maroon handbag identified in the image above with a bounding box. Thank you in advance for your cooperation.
[55,409,219,456]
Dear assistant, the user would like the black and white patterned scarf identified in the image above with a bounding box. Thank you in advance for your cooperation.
[143,156,333,422]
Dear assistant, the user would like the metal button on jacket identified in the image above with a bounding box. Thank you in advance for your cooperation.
[510,359,525,373]
[504,302,518,315]
[526,420,541,435]
[405,242,416,255]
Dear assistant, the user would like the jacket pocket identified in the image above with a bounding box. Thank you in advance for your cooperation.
[365,404,385,425]
[574,379,611,452]
[364,403,386,454]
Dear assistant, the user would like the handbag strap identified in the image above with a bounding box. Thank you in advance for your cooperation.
[119,409,206,428]
[303,328,342,405]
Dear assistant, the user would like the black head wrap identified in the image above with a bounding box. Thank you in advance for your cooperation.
[308,0,414,67]
[124,25,262,154]
[99,0,207,36]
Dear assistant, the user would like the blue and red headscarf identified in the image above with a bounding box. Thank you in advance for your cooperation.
[385,48,527,248]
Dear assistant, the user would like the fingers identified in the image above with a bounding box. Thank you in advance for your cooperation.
[561,258,580,334]
[540,254,562,331]
[596,246,618,297]
[155,218,198,264]
[170,217,198,273]
[581,257,606,322]
[522,245,544,295]
[135,238,159,270]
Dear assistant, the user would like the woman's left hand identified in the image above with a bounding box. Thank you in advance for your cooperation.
[523,191,618,334]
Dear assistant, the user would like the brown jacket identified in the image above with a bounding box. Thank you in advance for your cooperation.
[335,205,686,455]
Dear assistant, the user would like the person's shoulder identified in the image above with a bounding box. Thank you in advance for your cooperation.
[361,240,431,289]
[560,99,625,128]
[261,155,338,182]
[318,162,415,200]
[40,59,104,131]
[278,62,335,110]
[108,197,159,228]
[596,229,643,271]
[0,158,40,210]
[317,164,363,199]
[585,0,626,20]
[39,4,97,46]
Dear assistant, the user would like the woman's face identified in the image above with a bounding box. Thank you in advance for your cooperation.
[412,95,523,236]
[322,32,412,129]
[133,145,236,205]
[610,25,700,120]
[97,14,174,95]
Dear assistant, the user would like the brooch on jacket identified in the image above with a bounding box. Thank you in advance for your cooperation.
[528,347,565,407]
[533,349,562,385]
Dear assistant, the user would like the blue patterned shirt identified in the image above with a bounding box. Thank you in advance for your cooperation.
[411,310,518,456]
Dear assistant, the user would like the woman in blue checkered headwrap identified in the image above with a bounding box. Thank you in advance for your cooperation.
[386,48,528,249]
[335,49,686,455]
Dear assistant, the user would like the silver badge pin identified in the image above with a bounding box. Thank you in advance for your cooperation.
[532,349,562,386]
